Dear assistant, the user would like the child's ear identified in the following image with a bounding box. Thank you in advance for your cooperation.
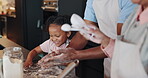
[67,32,71,38]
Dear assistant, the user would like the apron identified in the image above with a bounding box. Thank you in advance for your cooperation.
[93,0,120,77]
[93,0,120,39]
[111,7,148,78]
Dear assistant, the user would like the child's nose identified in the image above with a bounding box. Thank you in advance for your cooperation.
[52,37,57,41]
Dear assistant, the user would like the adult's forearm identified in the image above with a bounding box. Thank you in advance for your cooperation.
[117,23,123,35]
[75,46,107,60]
[68,32,88,50]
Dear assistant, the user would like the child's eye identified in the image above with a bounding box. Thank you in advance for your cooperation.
[50,35,53,37]
[55,35,60,37]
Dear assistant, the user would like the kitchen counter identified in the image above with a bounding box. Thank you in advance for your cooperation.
[0,37,29,59]
[0,37,78,78]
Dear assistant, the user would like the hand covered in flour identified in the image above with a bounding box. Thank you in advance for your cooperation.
[37,52,57,65]
[37,48,77,68]
[37,52,61,68]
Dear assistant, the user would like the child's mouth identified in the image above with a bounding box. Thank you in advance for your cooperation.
[54,41,60,45]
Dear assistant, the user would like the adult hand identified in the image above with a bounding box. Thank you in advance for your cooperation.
[37,52,63,68]
[38,48,78,68]
[79,25,105,44]
[38,51,57,65]
[55,48,78,61]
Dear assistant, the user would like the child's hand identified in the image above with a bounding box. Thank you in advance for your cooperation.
[24,60,33,69]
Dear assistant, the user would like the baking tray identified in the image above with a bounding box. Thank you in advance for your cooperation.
[24,60,79,78]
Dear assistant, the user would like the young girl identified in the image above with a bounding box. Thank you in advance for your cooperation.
[24,15,71,68]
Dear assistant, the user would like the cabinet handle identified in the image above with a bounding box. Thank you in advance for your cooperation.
[37,20,43,30]
[37,20,40,28]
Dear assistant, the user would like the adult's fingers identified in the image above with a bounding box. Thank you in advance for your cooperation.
[89,35,102,44]
[79,30,91,40]
[55,49,68,54]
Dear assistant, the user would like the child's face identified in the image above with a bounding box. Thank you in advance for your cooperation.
[49,24,70,47]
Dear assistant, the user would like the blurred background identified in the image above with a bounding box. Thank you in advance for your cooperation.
[0,0,87,50]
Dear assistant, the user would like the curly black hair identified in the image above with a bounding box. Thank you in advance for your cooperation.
[45,15,71,31]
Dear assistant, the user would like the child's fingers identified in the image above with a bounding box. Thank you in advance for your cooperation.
[23,62,32,69]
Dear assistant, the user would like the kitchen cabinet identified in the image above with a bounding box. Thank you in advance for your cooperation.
[5,0,43,50]
[58,0,87,17]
